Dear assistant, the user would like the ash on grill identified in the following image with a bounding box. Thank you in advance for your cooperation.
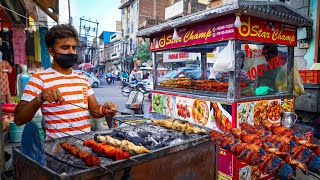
[44,123,205,175]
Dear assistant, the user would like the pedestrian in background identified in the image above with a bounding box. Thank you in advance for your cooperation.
[112,72,115,83]
[121,71,128,82]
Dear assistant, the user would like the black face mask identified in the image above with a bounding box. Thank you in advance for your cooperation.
[53,50,78,69]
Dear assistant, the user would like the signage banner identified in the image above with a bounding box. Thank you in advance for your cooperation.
[151,16,235,51]
[235,16,297,46]
[151,15,297,51]
[163,52,201,63]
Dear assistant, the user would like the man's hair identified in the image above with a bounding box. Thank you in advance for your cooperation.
[45,24,79,48]
[262,44,278,56]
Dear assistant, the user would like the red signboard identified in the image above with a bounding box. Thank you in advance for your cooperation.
[150,16,235,51]
[150,15,297,51]
[235,16,297,46]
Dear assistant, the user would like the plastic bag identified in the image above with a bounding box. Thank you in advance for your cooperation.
[275,63,288,92]
[293,64,305,97]
[213,40,235,72]
[275,63,305,97]
[310,63,320,70]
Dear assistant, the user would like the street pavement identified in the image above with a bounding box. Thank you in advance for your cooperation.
[92,79,151,114]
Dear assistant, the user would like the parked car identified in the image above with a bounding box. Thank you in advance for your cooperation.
[158,67,202,83]
[97,73,106,79]
[76,70,101,88]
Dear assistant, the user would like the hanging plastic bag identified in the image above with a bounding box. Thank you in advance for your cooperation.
[275,63,288,92]
[275,63,304,96]
[293,64,305,97]
[213,40,235,72]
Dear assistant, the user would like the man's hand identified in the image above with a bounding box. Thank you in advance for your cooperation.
[101,102,118,117]
[41,89,65,103]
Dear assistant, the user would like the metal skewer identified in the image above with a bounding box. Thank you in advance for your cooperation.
[43,132,114,173]
[309,171,320,179]
[67,124,145,160]
[64,101,141,116]
[48,124,139,162]
[64,101,151,131]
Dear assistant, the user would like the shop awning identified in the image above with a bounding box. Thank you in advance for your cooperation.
[33,0,58,22]
[137,1,313,37]
[1,0,26,23]
[20,0,38,21]
[1,0,58,23]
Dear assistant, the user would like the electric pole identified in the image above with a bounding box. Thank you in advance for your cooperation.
[79,17,99,64]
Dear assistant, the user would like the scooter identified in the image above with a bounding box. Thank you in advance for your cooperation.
[121,82,151,98]
[106,77,112,85]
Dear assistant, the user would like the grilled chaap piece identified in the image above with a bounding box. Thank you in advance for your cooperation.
[152,119,206,134]
[60,142,100,167]
[83,139,131,160]
[242,122,320,157]
[290,141,320,174]
[258,149,296,180]
[97,135,150,154]
[210,130,296,180]
[230,128,308,173]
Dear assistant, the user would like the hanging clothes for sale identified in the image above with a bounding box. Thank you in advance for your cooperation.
[0,30,14,66]
[13,27,26,65]
[34,30,41,62]
[25,30,35,67]
[39,27,50,68]
[0,37,9,61]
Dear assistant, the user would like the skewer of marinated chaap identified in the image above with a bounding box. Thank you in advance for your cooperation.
[151,118,207,134]
[97,135,150,154]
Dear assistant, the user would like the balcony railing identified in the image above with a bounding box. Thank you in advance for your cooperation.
[119,0,134,9]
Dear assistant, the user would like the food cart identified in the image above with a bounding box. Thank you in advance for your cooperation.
[137,1,313,179]
[11,114,218,179]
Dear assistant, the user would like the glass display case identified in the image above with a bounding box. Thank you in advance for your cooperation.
[154,40,293,101]
[138,1,312,179]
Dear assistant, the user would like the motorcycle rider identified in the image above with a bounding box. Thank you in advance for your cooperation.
[105,71,112,83]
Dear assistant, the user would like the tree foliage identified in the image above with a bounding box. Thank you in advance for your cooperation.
[137,42,150,63]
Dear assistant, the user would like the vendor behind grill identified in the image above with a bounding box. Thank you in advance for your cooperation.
[14,24,118,138]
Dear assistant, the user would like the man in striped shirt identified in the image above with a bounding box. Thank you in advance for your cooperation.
[14,24,118,138]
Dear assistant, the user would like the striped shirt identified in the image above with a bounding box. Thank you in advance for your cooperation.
[21,68,94,138]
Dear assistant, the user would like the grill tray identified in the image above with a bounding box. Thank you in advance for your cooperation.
[13,120,217,180]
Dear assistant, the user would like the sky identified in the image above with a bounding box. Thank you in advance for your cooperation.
[59,0,121,38]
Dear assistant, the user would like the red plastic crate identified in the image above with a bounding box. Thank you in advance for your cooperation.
[299,70,320,84]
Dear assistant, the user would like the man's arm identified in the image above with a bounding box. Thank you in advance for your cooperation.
[88,95,118,118]
[14,97,43,126]
[88,95,103,118]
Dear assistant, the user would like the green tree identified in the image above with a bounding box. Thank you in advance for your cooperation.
[137,42,150,63]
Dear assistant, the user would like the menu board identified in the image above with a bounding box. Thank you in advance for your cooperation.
[236,98,294,128]
[152,92,233,133]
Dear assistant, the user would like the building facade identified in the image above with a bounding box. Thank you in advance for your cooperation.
[119,0,170,72]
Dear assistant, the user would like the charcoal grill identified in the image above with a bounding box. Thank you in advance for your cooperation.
[13,121,218,180]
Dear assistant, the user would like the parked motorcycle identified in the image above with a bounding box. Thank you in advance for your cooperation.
[121,80,151,98]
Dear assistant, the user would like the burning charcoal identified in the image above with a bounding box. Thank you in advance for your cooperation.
[126,136,144,146]
[137,131,152,138]
[110,130,128,140]
[163,137,176,143]
[154,143,167,149]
